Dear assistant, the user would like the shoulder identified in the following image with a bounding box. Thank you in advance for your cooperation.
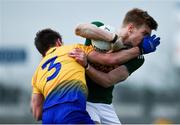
[75,44,94,53]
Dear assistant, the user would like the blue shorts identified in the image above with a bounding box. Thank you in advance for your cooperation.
[42,82,94,124]
[42,100,95,124]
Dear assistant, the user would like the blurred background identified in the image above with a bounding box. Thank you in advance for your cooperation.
[0,0,180,124]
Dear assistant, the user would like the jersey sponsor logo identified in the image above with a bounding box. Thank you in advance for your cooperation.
[42,56,61,82]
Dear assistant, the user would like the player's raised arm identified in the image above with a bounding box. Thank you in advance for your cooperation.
[75,23,139,65]
[75,23,115,42]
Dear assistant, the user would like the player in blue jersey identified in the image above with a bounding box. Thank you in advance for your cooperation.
[31,27,154,123]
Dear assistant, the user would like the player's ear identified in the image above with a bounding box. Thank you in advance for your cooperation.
[55,38,63,47]
[127,23,135,33]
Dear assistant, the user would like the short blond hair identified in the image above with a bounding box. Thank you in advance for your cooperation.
[123,8,158,30]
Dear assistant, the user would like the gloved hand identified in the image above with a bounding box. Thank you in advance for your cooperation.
[139,34,160,54]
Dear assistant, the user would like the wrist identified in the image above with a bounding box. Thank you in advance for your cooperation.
[85,63,89,70]
[110,34,118,43]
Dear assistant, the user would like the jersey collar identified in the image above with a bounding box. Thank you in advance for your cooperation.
[45,47,57,56]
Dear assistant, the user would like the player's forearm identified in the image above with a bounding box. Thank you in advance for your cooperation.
[86,64,129,88]
[31,93,44,121]
[88,47,140,66]
[86,64,114,88]
[75,23,114,42]
[109,47,140,65]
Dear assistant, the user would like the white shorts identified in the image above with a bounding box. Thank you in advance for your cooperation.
[86,101,121,124]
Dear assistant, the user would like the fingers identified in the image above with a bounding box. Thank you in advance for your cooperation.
[154,37,160,46]
[69,49,84,58]
[150,34,160,47]
[141,34,160,54]
[68,48,87,67]
[68,54,77,58]
[69,50,81,58]
[69,52,84,65]
[69,48,83,56]
[151,34,156,40]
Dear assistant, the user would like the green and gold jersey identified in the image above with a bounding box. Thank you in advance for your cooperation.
[85,21,144,104]
[86,56,144,104]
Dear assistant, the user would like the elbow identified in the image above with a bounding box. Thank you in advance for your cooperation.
[103,73,129,88]
[101,78,114,88]
[75,25,81,36]
[103,78,125,88]
[101,82,111,88]
[120,76,128,82]
[103,83,112,88]
[118,73,129,83]
[75,24,85,36]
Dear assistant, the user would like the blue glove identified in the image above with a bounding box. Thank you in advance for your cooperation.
[140,34,160,54]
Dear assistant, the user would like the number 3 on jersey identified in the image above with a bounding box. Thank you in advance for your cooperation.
[42,56,61,82]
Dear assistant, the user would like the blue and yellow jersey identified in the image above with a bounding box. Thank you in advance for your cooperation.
[32,44,93,109]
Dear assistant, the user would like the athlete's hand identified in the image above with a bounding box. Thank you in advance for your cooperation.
[68,48,88,67]
[111,35,127,52]
[139,34,160,54]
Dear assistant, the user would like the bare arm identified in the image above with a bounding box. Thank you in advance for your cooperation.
[88,47,140,66]
[86,64,129,88]
[75,23,140,65]
[31,93,44,121]
[69,48,129,88]
[75,23,115,42]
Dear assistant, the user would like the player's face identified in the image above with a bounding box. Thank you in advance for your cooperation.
[128,24,151,47]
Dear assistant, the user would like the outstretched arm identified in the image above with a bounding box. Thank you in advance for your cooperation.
[31,93,44,121]
[88,47,140,66]
[75,23,126,51]
[69,46,140,66]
